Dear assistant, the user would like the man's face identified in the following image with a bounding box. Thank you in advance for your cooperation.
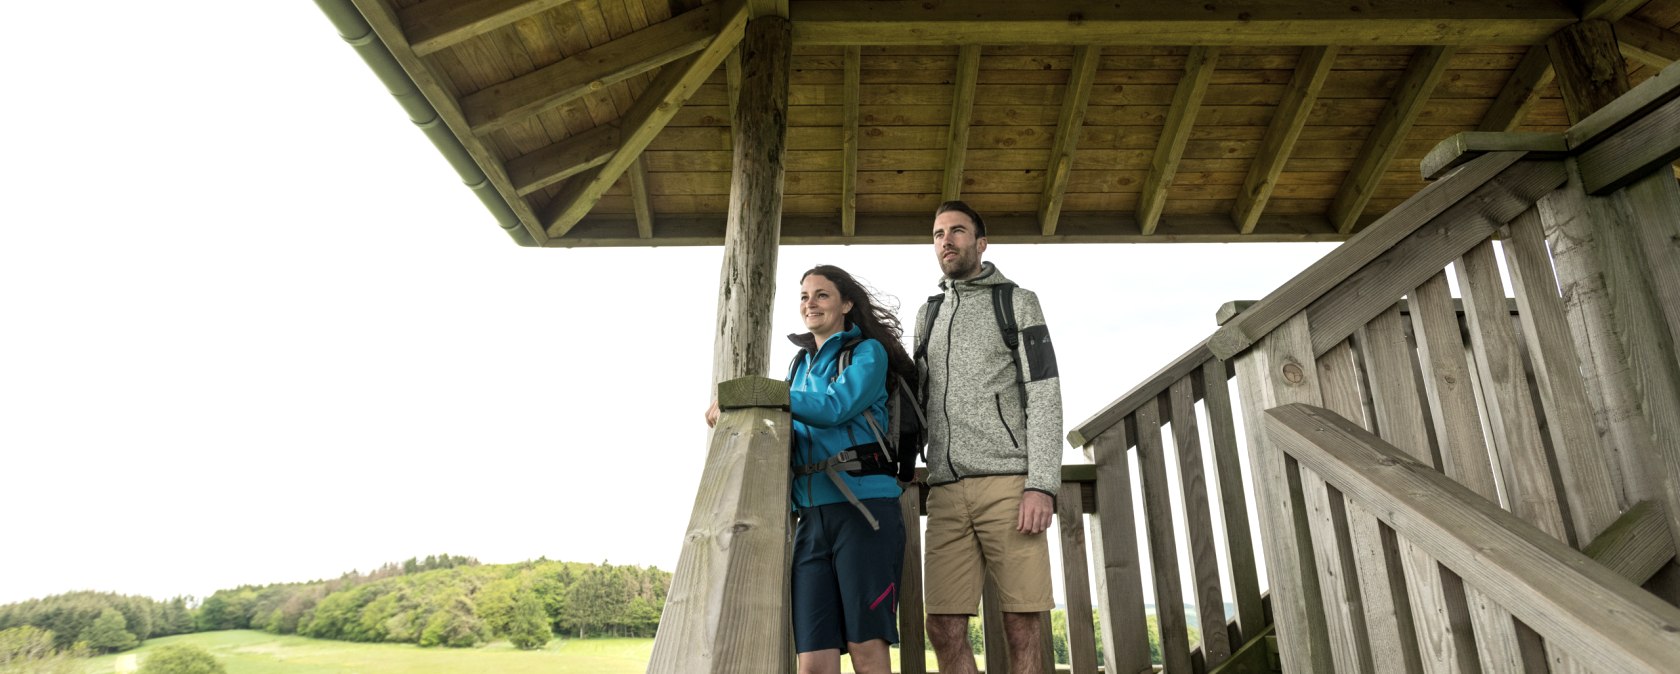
[933,210,986,279]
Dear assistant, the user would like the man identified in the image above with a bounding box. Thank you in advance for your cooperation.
[915,200,1062,674]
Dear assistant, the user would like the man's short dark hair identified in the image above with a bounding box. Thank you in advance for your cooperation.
[935,200,986,238]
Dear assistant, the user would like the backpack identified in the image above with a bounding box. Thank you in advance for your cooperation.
[784,337,926,530]
[914,283,1028,420]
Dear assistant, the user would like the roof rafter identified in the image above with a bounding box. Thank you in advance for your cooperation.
[841,46,860,237]
[1576,0,1648,21]
[506,124,618,195]
[1139,46,1218,236]
[788,0,1576,46]
[1235,46,1337,234]
[628,157,654,239]
[1478,45,1555,132]
[1616,17,1680,69]
[941,45,982,203]
[461,3,721,134]
[543,1,750,239]
[401,0,579,56]
[1037,46,1100,236]
[1330,46,1456,234]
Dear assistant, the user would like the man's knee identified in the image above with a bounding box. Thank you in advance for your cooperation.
[926,614,969,646]
[1002,611,1043,642]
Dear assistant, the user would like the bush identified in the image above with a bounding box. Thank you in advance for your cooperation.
[137,644,225,674]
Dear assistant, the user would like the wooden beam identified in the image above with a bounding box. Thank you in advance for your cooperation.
[545,1,749,238]
[1037,45,1099,236]
[1548,19,1632,124]
[1616,17,1680,69]
[787,1,1576,46]
[1139,47,1217,236]
[1420,131,1567,180]
[506,124,618,195]
[941,45,981,203]
[1234,46,1334,234]
[1577,0,1648,21]
[1329,46,1454,234]
[841,46,859,237]
[1479,45,1555,132]
[461,4,721,134]
[1266,404,1680,674]
[401,0,578,56]
[725,47,743,123]
[628,156,654,239]
[1583,500,1678,585]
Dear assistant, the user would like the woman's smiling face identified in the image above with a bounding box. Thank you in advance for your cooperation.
[800,274,852,340]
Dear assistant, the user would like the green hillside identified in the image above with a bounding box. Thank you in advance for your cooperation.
[80,631,655,674]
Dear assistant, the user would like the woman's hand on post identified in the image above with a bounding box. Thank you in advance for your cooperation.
[704,399,720,428]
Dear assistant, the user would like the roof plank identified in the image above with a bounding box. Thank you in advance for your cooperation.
[1037,45,1100,236]
[403,0,581,56]
[1329,46,1455,234]
[788,1,1577,46]
[543,1,750,238]
[1234,46,1335,234]
[1139,47,1218,235]
[461,3,720,134]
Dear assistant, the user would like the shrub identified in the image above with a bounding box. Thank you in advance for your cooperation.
[137,644,225,674]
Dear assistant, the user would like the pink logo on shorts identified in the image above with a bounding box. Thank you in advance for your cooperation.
[870,582,897,612]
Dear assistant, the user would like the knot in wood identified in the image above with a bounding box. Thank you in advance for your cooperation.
[1281,362,1305,384]
[730,522,753,534]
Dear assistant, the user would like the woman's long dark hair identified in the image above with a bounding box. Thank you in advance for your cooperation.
[802,265,917,385]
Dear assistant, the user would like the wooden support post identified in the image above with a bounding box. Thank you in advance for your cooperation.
[1547,20,1632,125]
[648,376,792,673]
[710,13,790,384]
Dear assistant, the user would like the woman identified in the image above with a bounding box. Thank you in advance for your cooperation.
[706,265,915,674]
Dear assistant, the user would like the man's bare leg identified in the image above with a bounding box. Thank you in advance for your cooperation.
[1003,611,1045,674]
[926,614,978,674]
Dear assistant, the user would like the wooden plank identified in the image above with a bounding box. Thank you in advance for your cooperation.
[1407,272,1501,499]
[648,376,791,673]
[1139,47,1218,236]
[1502,208,1624,541]
[1167,377,1233,669]
[1617,17,1680,69]
[1083,425,1154,674]
[461,4,720,134]
[1265,404,1680,674]
[1577,91,1680,194]
[1419,131,1567,181]
[841,45,859,236]
[1579,0,1649,21]
[1583,500,1678,585]
[1234,46,1336,234]
[1067,345,1213,448]
[1456,238,1572,541]
[1297,469,1374,673]
[1198,360,1264,645]
[1330,46,1456,234]
[898,488,928,674]
[1038,46,1100,236]
[787,1,1576,46]
[402,0,580,56]
[1303,160,1568,357]
[628,155,654,238]
[1563,51,1680,150]
[707,13,787,385]
[1057,482,1100,674]
[1208,150,1525,361]
[1396,543,1482,674]
[1133,401,1193,673]
[506,124,619,195]
[1232,314,1334,673]
[545,2,749,237]
[1477,45,1555,132]
[983,580,1008,674]
[942,45,981,202]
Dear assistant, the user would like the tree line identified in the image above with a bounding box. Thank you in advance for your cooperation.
[0,554,671,664]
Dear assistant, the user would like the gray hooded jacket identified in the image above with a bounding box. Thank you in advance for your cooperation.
[915,262,1063,496]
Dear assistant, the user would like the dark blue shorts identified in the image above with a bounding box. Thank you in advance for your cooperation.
[792,498,905,654]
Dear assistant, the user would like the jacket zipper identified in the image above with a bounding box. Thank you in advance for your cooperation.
[941,287,960,480]
[994,393,1019,448]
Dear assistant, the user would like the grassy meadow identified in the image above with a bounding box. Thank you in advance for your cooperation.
[78,630,934,674]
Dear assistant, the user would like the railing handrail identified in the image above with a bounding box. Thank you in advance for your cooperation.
[1264,403,1680,672]
[1066,338,1218,448]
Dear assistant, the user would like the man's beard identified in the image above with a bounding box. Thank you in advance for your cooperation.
[940,250,979,279]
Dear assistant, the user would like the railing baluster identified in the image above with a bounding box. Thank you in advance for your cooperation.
[1135,402,1193,673]
[1057,481,1100,673]
[1086,424,1154,674]
[1197,359,1264,646]
[899,488,927,674]
[1168,376,1233,669]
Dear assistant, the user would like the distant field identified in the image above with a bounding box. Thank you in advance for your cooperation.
[79,630,934,674]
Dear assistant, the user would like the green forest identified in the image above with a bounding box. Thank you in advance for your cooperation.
[0,555,669,669]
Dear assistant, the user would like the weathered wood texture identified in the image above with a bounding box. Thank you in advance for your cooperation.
[1133,399,1193,673]
[1266,405,1680,674]
[1330,46,1455,234]
[1234,46,1335,234]
[710,14,789,385]
[1139,47,1217,236]
[649,381,793,673]
[1084,426,1154,674]
[898,488,928,674]
[1038,45,1100,236]
[1056,482,1100,674]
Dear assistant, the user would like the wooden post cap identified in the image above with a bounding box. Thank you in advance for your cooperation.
[717,376,791,410]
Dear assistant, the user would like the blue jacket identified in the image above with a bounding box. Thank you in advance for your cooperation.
[787,324,903,508]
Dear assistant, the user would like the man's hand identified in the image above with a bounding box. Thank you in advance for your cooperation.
[704,399,720,428]
[1017,490,1053,534]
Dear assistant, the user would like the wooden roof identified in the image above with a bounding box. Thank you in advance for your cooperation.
[343,0,1680,246]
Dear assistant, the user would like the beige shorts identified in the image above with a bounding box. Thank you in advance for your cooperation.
[922,475,1054,615]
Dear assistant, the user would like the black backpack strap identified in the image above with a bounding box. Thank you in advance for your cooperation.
[914,294,944,362]
[992,283,1029,416]
[785,350,805,383]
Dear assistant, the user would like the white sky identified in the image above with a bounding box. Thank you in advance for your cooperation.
[0,2,1338,606]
